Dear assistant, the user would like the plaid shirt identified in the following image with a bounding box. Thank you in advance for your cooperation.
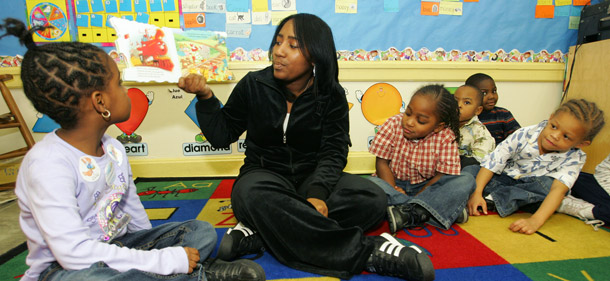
[369,114,461,184]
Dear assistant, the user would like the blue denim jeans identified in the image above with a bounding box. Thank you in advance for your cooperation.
[368,172,475,229]
[462,165,554,217]
[38,220,216,281]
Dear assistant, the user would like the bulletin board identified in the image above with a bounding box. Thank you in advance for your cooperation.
[0,0,605,62]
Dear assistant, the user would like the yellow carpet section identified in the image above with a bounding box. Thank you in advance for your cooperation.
[461,212,610,264]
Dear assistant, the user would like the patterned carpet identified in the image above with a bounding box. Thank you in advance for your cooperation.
[1,177,609,280]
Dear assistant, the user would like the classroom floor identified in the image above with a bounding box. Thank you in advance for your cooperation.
[0,190,26,255]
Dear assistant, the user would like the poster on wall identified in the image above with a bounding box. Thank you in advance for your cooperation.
[25,0,71,42]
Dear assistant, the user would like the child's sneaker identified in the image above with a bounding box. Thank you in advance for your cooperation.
[387,204,430,234]
[366,233,435,281]
[455,208,468,224]
[217,222,265,261]
[556,195,594,220]
[203,258,266,281]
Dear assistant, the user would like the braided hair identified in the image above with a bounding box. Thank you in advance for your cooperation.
[555,99,605,142]
[413,84,461,142]
[0,18,111,129]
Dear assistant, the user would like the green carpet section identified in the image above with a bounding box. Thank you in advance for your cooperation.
[514,256,610,280]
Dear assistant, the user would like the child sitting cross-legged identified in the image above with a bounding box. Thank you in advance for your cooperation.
[368,84,476,233]
[454,85,495,168]
[465,99,605,235]
[1,18,264,281]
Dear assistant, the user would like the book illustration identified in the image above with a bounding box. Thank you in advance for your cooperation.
[174,30,233,82]
[110,17,232,83]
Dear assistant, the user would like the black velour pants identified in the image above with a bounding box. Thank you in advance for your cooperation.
[231,168,387,279]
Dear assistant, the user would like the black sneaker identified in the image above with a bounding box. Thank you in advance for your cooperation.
[366,233,435,281]
[485,199,496,212]
[387,204,430,234]
[217,222,265,261]
[203,258,266,281]
[455,208,468,224]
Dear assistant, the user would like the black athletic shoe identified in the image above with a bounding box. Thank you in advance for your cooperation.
[217,222,265,261]
[366,233,435,281]
[203,258,266,281]
[485,199,496,212]
[387,204,431,234]
[455,208,468,224]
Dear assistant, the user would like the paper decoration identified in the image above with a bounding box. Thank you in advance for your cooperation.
[252,0,269,12]
[555,0,572,6]
[440,1,462,16]
[227,11,251,24]
[421,2,440,16]
[556,6,570,17]
[537,0,552,5]
[204,0,227,13]
[226,23,252,38]
[184,13,207,28]
[335,0,357,14]
[227,0,248,12]
[535,5,554,19]
[384,0,399,12]
[573,0,589,6]
[26,0,71,42]
[569,16,580,29]
[252,11,271,25]
[271,0,296,10]
[182,0,206,13]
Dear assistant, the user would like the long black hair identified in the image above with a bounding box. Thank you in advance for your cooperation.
[269,13,342,97]
[0,18,110,129]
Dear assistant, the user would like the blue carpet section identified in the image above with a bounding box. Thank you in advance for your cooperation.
[142,199,207,227]
[435,264,531,281]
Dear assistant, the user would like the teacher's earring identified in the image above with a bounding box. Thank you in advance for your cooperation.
[102,109,111,121]
[313,65,316,77]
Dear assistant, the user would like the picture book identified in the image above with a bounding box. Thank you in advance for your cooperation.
[110,17,233,83]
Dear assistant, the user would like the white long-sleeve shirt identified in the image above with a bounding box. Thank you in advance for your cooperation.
[16,132,188,281]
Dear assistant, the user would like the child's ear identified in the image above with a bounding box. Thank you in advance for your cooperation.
[475,105,483,115]
[90,90,106,113]
[433,121,446,133]
[574,140,591,149]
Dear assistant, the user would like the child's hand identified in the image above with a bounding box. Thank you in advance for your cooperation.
[183,247,200,273]
[509,217,543,235]
[178,74,213,99]
[393,185,406,195]
[468,194,488,216]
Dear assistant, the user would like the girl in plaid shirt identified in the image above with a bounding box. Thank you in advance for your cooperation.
[368,85,476,233]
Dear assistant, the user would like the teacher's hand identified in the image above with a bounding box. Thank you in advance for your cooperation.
[307,198,328,217]
[178,73,213,100]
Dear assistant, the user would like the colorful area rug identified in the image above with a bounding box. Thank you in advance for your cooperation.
[2,177,610,280]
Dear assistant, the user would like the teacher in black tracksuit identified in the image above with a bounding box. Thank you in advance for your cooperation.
[178,13,435,281]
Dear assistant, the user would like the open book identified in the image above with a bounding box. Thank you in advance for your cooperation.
[110,17,233,83]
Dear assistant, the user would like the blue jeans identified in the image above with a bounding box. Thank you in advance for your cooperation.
[38,220,216,281]
[462,165,554,217]
[368,173,475,229]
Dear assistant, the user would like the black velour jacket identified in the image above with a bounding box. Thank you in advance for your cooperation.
[195,66,351,201]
